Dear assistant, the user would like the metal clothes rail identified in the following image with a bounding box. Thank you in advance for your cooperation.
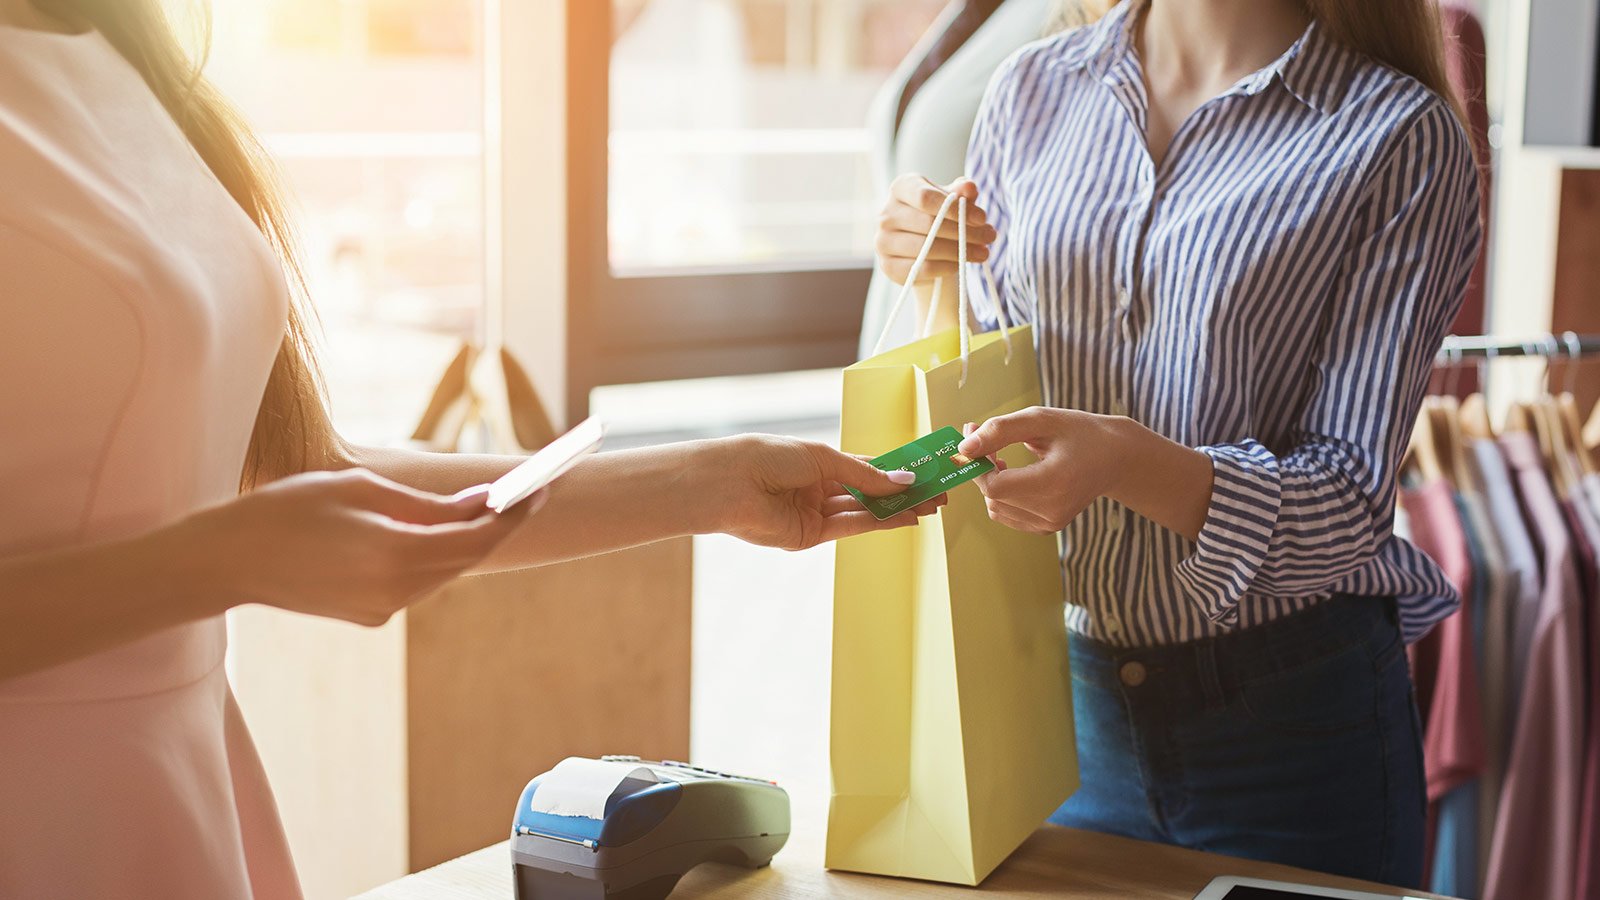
[1435,333,1600,363]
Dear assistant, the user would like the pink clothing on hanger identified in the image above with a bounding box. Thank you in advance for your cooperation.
[0,26,301,899]
[1484,434,1584,900]
[1398,480,1485,801]
[1577,474,1600,900]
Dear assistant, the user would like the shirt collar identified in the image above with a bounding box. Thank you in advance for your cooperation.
[1240,19,1354,114]
[1050,0,1138,79]
[1050,0,1355,115]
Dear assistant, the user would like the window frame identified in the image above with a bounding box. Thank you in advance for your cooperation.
[561,1,873,418]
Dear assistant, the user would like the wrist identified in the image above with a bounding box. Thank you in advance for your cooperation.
[680,437,745,535]
[697,435,752,531]
[1098,414,1149,507]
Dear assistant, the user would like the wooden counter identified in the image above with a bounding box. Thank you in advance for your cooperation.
[355,800,1451,900]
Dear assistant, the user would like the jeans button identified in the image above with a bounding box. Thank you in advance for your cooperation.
[1119,661,1147,687]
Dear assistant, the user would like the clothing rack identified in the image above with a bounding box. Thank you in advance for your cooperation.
[1435,333,1600,363]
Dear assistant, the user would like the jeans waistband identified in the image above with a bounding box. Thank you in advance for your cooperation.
[1069,594,1399,710]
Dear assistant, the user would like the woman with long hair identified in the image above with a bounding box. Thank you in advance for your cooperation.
[878,0,1479,886]
[0,1,943,895]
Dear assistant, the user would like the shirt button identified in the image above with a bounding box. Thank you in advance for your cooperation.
[1117,289,1131,309]
[1110,397,1128,416]
[1119,661,1147,687]
[1108,512,1123,532]
[1104,616,1123,636]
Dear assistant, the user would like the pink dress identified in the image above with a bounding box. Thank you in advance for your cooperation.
[0,25,303,899]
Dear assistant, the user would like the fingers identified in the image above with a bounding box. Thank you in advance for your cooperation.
[879,202,997,245]
[821,492,947,517]
[369,482,548,569]
[823,495,868,516]
[875,231,991,265]
[958,408,1050,460]
[945,176,981,205]
[889,174,988,223]
[879,175,995,288]
[980,464,1064,503]
[389,506,529,569]
[879,258,968,286]
[984,496,1059,534]
[810,445,916,497]
[818,508,923,543]
[341,469,489,525]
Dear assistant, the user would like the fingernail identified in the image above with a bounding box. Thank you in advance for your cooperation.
[958,438,979,456]
[887,469,916,485]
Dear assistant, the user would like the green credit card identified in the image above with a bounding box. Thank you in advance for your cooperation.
[846,425,996,520]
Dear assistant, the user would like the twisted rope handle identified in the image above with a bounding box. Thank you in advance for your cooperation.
[870,189,1015,385]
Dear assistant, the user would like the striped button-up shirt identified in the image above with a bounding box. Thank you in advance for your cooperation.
[966,0,1482,646]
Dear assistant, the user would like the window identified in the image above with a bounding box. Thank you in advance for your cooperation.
[610,0,945,270]
[561,0,946,415]
[208,0,485,444]
[208,0,948,430]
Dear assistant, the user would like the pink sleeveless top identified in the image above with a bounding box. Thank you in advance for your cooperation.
[0,25,302,899]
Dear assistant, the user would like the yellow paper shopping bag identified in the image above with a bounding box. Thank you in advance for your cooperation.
[826,194,1077,885]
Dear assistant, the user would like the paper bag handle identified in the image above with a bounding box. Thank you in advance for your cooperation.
[870,190,1014,386]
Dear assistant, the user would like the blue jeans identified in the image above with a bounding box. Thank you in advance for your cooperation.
[1050,595,1427,888]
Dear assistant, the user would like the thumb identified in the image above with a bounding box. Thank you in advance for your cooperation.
[814,447,918,497]
[958,409,1043,460]
[344,471,488,526]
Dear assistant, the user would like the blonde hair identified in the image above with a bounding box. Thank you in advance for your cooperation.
[39,0,339,490]
[1050,0,1467,126]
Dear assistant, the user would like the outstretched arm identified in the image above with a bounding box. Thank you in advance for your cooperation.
[349,434,935,571]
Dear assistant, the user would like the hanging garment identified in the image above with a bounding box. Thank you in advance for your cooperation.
[1398,481,1485,833]
[1428,489,1496,897]
[1484,434,1585,900]
[1464,440,1538,883]
[1574,472,1600,900]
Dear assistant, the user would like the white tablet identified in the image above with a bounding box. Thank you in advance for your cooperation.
[1193,876,1431,900]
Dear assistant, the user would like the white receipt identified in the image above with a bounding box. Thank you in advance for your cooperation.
[530,757,660,820]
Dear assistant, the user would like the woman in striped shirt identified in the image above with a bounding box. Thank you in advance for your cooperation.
[877,0,1480,887]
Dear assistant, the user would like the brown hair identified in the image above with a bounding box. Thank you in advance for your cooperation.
[37,0,340,489]
[1050,0,1467,126]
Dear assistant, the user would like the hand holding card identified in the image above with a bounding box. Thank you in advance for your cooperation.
[844,426,996,520]
[714,435,941,551]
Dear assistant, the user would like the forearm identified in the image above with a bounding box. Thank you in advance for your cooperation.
[1103,417,1214,542]
[0,531,223,681]
[351,440,728,571]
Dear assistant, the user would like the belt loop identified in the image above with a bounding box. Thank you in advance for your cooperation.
[1195,640,1225,710]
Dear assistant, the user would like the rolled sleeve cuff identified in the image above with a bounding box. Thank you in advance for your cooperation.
[1173,441,1282,627]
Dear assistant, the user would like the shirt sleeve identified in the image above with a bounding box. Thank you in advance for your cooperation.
[1172,99,1483,627]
